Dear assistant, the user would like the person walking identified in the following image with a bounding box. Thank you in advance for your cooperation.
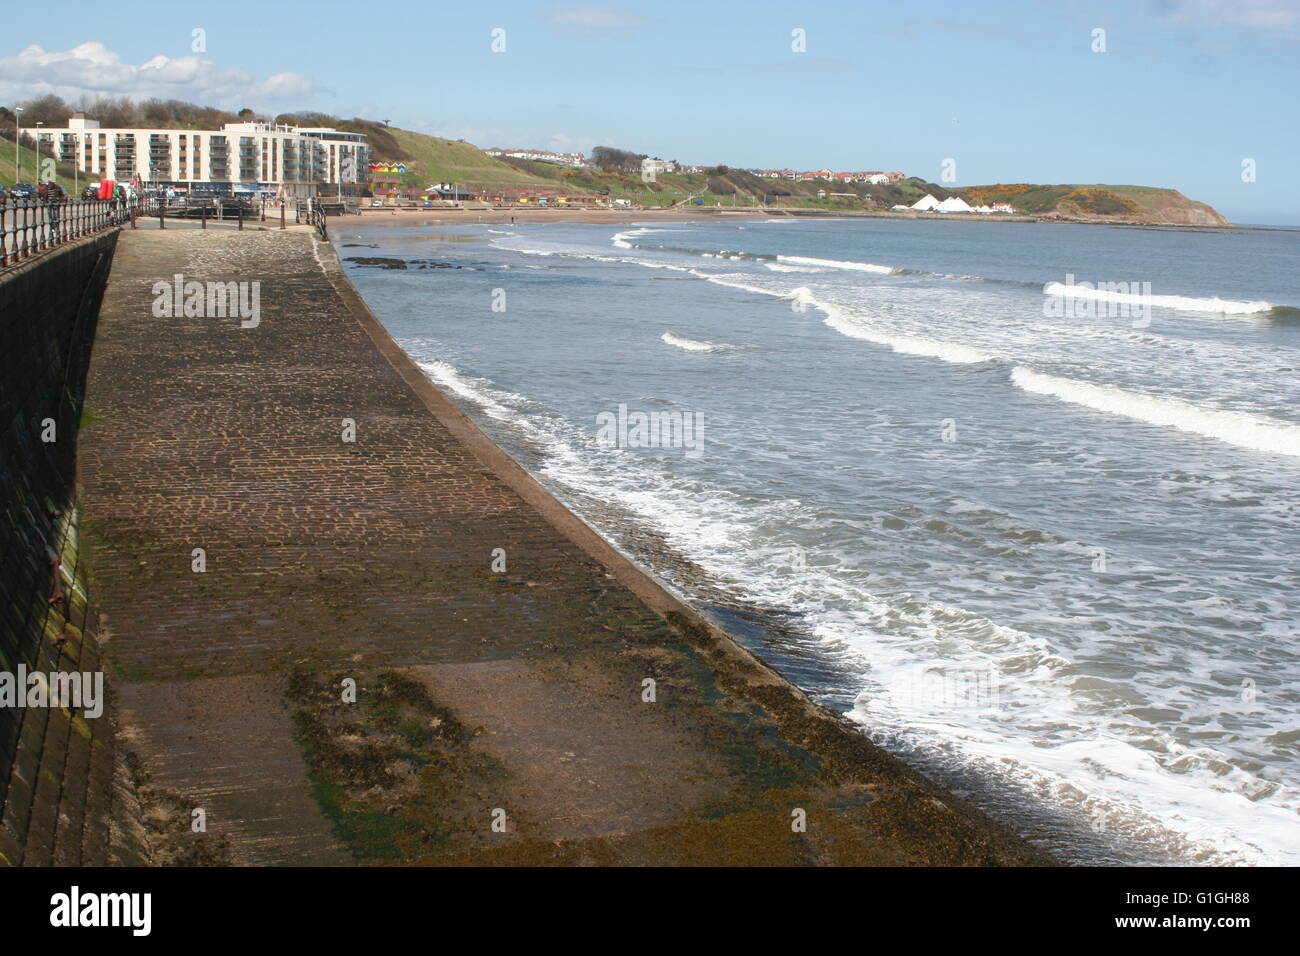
[44,181,66,239]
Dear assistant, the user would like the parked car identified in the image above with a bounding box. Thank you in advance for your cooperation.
[10,182,36,199]
[370,199,384,207]
[81,185,100,200]
[0,184,7,202]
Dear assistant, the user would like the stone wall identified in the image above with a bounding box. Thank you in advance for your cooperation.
[0,233,140,865]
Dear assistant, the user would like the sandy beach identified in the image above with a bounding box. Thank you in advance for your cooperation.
[348,205,771,227]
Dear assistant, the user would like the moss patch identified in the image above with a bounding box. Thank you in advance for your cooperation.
[287,667,509,862]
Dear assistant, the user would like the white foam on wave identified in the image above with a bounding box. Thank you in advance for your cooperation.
[661,331,733,352]
[409,352,1300,864]
[612,227,661,249]
[788,287,997,364]
[1011,367,1300,458]
[778,254,896,274]
[765,262,824,273]
[1043,282,1273,315]
[490,238,699,274]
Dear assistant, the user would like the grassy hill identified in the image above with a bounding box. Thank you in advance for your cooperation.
[333,120,554,190]
[962,183,1228,225]
[0,132,80,193]
[2,95,1229,223]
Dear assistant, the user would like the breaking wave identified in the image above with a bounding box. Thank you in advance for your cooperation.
[1011,367,1300,458]
[1043,282,1274,315]
[777,255,897,274]
[661,331,734,352]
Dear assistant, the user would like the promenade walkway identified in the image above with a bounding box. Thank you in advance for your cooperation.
[75,225,1050,865]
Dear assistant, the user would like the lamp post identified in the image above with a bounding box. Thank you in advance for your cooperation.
[35,121,44,184]
[14,106,24,181]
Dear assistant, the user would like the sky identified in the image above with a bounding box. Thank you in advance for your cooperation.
[3,0,1299,223]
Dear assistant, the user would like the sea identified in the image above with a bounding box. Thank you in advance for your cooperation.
[337,214,1300,866]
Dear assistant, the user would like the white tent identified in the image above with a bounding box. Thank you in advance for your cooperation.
[911,194,941,211]
[936,196,974,213]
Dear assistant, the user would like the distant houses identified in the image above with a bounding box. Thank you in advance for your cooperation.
[425,183,476,200]
[484,147,588,167]
[641,157,677,182]
[751,169,905,183]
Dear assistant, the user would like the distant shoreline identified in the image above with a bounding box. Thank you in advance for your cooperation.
[345,205,1283,231]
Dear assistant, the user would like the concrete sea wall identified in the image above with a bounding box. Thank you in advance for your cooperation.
[0,233,141,866]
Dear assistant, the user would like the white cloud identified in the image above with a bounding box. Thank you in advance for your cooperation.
[1155,0,1300,29]
[544,3,653,35]
[0,41,319,109]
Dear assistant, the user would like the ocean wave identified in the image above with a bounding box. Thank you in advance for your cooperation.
[1010,367,1300,458]
[409,352,1298,865]
[788,288,997,364]
[765,262,825,273]
[416,359,525,425]
[1043,282,1273,315]
[661,331,735,352]
[612,227,664,249]
[777,254,896,274]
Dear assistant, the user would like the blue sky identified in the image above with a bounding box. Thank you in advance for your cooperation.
[5,0,1299,222]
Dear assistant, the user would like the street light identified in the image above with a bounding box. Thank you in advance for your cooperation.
[35,121,44,184]
[14,106,24,181]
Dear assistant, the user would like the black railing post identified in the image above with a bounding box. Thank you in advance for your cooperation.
[238,203,244,231]
[202,203,207,229]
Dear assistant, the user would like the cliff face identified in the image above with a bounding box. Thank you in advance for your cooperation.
[965,183,1231,226]
[1057,188,1230,226]
[1129,189,1230,226]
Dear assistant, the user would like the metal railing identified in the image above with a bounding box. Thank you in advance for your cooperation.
[0,193,333,268]
[294,201,331,240]
[0,197,144,269]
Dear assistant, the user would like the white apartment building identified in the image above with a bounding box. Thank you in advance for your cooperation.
[35,115,370,196]
[641,157,676,175]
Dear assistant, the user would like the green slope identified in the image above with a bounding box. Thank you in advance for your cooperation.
[340,122,555,190]
[0,133,79,193]
[962,183,1229,225]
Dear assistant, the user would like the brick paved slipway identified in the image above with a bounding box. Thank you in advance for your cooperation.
[75,223,1053,866]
